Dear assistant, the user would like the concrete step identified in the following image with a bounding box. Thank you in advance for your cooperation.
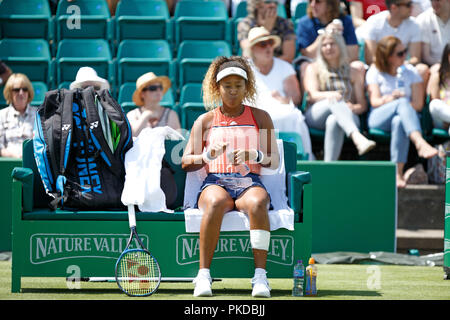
[396,228,444,255]
[397,184,445,230]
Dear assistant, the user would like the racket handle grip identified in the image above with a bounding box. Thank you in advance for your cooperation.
[128,205,136,228]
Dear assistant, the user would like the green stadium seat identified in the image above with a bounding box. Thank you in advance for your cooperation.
[55,0,111,41]
[55,39,113,86]
[178,83,206,130]
[115,0,171,43]
[278,131,308,160]
[0,0,52,40]
[31,81,48,106]
[177,40,231,89]
[173,1,230,48]
[292,2,307,21]
[0,38,52,85]
[118,82,175,114]
[116,39,174,88]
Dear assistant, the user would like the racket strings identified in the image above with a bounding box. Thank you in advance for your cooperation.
[117,250,160,296]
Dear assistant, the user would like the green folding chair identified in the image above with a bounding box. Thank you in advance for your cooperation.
[115,0,171,43]
[0,39,52,86]
[0,0,52,40]
[173,0,230,48]
[177,40,231,89]
[116,39,174,88]
[55,0,111,41]
[55,39,113,85]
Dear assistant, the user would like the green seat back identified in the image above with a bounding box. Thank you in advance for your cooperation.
[292,2,307,20]
[0,0,52,39]
[177,40,231,87]
[31,81,48,107]
[0,39,51,84]
[174,0,229,46]
[115,0,170,42]
[55,0,111,40]
[56,39,112,83]
[116,39,174,86]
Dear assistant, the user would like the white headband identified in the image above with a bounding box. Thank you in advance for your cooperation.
[216,67,248,82]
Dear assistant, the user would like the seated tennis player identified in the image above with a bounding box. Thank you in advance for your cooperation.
[181,56,279,298]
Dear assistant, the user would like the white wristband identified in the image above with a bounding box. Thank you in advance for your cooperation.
[202,150,216,163]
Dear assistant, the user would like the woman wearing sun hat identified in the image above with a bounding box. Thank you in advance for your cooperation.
[70,66,110,91]
[127,72,181,137]
[248,26,313,160]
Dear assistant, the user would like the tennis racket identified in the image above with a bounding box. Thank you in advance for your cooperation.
[115,205,161,297]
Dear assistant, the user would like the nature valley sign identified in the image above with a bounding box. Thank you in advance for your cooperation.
[176,234,294,266]
[30,233,149,264]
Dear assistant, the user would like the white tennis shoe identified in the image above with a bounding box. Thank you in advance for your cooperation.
[193,274,212,297]
[251,273,271,298]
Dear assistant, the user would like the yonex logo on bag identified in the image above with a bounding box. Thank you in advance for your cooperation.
[90,121,99,129]
[62,124,71,131]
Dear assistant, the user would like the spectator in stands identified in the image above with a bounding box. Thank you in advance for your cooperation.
[366,36,437,187]
[362,0,429,85]
[294,0,364,94]
[248,26,313,159]
[303,31,376,161]
[416,0,450,84]
[182,56,278,298]
[70,66,110,91]
[348,0,387,41]
[238,0,296,63]
[428,43,450,135]
[0,61,12,87]
[127,72,180,136]
[295,0,360,62]
[0,73,36,158]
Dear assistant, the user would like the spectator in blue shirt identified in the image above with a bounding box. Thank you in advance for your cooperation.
[293,0,363,94]
[296,0,359,62]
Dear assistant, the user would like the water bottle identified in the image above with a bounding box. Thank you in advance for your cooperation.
[292,260,304,297]
[305,257,317,296]
[396,65,406,95]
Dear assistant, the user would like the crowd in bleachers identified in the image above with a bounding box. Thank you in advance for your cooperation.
[0,0,449,187]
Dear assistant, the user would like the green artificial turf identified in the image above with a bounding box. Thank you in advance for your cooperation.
[1,262,449,300]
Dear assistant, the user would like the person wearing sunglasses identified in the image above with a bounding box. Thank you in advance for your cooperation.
[247,26,313,159]
[237,0,296,63]
[0,73,36,158]
[366,36,437,188]
[362,0,428,82]
[127,72,180,137]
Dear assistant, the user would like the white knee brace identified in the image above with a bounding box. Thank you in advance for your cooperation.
[250,229,270,251]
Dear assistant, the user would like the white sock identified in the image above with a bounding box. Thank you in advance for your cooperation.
[198,268,211,279]
[254,268,267,277]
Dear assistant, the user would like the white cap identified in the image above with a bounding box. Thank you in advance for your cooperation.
[216,67,248,82]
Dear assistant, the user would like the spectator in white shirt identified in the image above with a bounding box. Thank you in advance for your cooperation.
[363,0,429,85]
[416,0,450,85]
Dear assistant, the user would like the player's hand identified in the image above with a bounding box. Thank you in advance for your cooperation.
[231,149,258,164]
[209,141,228,158]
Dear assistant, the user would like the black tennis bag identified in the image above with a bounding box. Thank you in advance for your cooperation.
[33,87,133,210]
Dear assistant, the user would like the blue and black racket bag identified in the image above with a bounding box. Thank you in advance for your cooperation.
[33,86,133,210]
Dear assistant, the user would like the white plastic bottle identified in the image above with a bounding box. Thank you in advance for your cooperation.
[292,260,304,296]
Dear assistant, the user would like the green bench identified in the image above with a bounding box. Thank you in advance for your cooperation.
[10,139,312,293]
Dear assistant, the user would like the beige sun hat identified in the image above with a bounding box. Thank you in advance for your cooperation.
[248,26,281,49]
[132,72,171,106]
[70,67,110,90]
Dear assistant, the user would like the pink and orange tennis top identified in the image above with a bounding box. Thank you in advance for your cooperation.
[205,105,261,174]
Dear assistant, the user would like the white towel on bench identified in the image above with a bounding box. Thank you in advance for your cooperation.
[121,126,184,213]
[184,140,294,233]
